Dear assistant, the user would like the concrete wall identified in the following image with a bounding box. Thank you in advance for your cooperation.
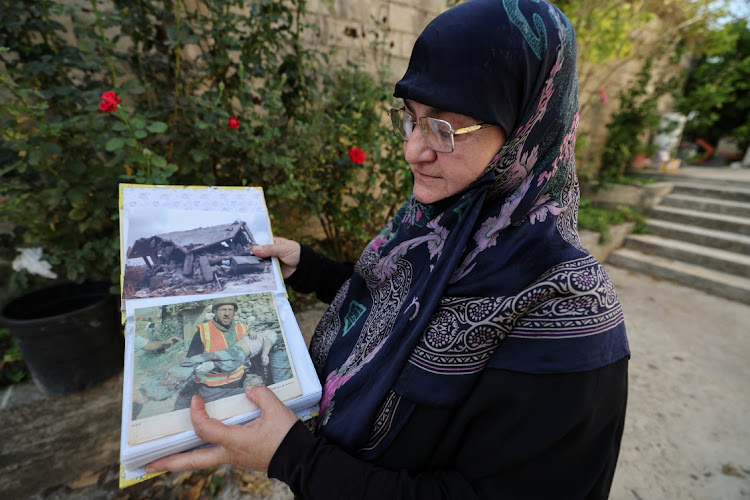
[301,0,446,83]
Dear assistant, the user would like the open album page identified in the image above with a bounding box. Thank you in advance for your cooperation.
[118,185,320,474]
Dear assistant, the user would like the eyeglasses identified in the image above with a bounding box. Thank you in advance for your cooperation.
[389,107,495,153]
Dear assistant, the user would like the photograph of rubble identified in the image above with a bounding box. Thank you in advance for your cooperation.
[122,210,277,299]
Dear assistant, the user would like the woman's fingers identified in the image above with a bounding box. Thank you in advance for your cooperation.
[146,441,228,473]
[145,388,298,474]
[145,396,232,472]
[251,237,296,259]
[251,237,301,278]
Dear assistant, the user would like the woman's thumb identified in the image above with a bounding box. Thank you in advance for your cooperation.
[244,386,298,436]
[251,244,271,257]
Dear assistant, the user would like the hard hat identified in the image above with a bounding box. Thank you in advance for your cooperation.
[211,298,238,311]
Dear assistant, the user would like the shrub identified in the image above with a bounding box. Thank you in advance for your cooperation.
[0,327,30,387]
[279,62,411,261]
[598,58,664,182]
[578,196,647,244]
[0,0,409,295]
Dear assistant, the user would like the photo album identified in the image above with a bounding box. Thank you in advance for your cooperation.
[118,184,322,486]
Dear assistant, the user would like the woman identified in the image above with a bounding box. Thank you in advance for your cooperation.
[148,0,630,497]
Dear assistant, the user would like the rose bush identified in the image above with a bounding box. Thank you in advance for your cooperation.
[0,0,410,295]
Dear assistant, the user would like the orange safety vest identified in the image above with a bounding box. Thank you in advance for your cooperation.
[194,321,250,387]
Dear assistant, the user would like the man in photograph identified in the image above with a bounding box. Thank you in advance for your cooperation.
[268,335,293,384]
[173,298,275,410]
[145,317,156,340]
[131,332,183,419]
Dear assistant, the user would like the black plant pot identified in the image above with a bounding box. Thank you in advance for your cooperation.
[0,281,124,396]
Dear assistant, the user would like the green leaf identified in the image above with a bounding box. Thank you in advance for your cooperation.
[190,149,210,162]
[146,121,168,133]
[0,162,21,176]
[134,129,148,139]
[151,155,167,168]
[131,118,146,130]
[66,161,86,174]
[105,137,125,151]
[78,39,95,53]
[28,150,41,166]
[67,187,87,204]
[112,121,129,132]
[69,206,88,221]
[40,142,63,155]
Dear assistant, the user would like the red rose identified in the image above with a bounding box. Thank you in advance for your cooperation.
[348,147,365,165]
[227,116,240,129]
[98,90,121,113]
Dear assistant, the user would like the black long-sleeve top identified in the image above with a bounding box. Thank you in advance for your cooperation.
[268,245,628,499]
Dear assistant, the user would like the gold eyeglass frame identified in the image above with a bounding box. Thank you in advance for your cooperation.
[389,106,495,153]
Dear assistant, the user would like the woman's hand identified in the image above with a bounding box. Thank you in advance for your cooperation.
[145,386,297,474]
[252,237,301,279]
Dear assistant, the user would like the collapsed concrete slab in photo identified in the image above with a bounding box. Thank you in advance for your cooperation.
[125,222,269,295]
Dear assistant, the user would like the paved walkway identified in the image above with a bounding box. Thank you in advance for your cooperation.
[605,264,750,500]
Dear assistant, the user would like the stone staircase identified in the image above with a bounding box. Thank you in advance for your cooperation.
[607,172,750,305]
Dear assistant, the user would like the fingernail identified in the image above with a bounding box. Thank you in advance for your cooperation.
[145,467,155,474]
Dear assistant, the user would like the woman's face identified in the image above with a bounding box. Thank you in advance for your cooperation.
[403,99,506,204]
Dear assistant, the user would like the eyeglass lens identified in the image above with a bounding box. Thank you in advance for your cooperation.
[390,109,454,153]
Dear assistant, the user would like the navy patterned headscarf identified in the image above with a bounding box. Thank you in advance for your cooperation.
[309,0,629,459]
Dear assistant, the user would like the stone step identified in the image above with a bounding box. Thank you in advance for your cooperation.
[660,193,750,218]
[623,233,750,278]
[648,205,750,236]
[607,248,750,305]
[670,183,750,203]
[645,219,750,255]
[631,171,750,190]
